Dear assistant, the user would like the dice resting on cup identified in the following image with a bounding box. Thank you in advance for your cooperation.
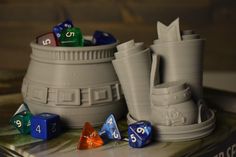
[36,32,58,46]
[128,121,152,148]
[92,30,116,45]
[30,113,61,140]
[59,27,84,47]
[53,19,74,39]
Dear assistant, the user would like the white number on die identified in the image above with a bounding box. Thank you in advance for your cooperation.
[15,120,22,128]
[112,131,119,139]
[130,134,136,142]
[42,39,51,45]
[36,125,41,133]
[137,127,145,134]
[108,118,113,125]
[66,32,75,37]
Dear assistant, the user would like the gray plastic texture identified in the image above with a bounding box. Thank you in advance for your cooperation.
[150,54,160,92]
[197,99,212,123]
[151,81,198,126]
[109,18,215,142]
[21,37,127,128]
[151,18,204,102]
[127,109,216,142]
[148,19,214,142]
[112,40,151,121]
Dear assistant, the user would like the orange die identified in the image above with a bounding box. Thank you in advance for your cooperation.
[78,122,104,150]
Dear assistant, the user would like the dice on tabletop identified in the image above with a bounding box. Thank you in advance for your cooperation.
[30,113,61,140]
[59,27,84,47]
[10,103,32,134]
[53,19,74,39]
[128,121,152,148]
[36,32,58,46]
[92,30,117,45]
[78,122,104,150]
[99,114,121,140]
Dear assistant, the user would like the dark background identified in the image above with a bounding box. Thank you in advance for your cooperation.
[0,0,235,71]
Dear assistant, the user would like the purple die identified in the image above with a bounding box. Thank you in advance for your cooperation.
[30,113,61,140]
[53,19,73,39]
[128,121,152,148]
[92,30,116,45]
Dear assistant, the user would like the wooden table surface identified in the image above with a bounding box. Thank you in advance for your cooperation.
[1,70,236,157]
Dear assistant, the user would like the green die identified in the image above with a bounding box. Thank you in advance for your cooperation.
[59,27,84,47]
[10,111,32,134]
[10,103,32,134]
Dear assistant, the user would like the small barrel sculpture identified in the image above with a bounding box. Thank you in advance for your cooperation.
[151,81,198,126]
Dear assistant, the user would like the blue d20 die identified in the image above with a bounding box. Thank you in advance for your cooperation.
[53,19,74,39]
[128,121,152,148]
[99,114,121,140]
[30,113,61,140]
[92,30,117,45]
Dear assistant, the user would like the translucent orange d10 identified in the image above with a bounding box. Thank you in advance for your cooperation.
[78,122,104,150]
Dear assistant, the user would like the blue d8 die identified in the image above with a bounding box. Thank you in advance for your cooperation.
[53,19,73,39]
[128,121,152,148]
[30,113,61,140]
[92,30,116,45]
[99,114,121,140]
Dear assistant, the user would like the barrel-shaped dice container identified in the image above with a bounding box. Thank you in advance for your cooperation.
[22,37,126,128]
[151,81,197,126]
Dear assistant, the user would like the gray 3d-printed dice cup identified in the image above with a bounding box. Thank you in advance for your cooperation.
[22,40,127,128]
[127,109,216,142]
[151,38,204,102]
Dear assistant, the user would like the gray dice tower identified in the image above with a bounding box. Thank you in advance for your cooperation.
[115,18,216,142]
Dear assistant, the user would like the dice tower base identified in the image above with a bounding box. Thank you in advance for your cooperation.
[127,110,215,142]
